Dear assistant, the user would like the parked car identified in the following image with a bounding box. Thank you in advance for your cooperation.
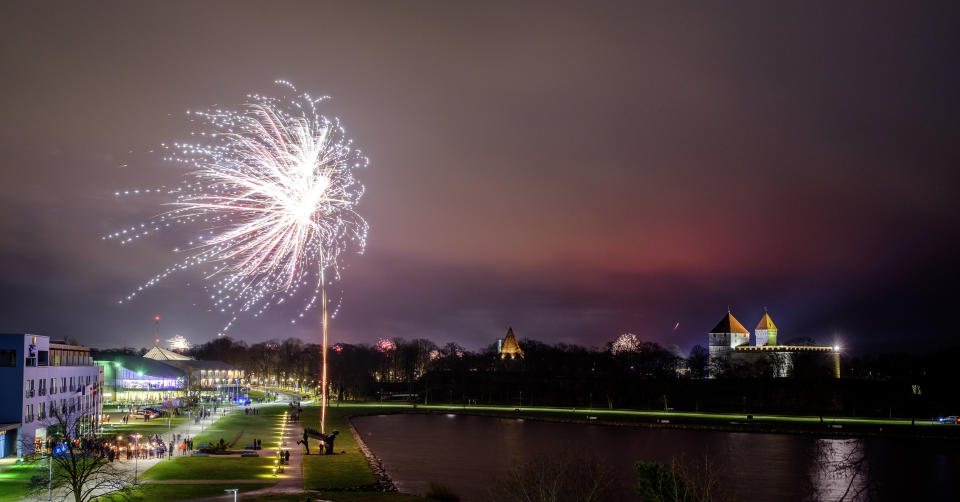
[937,416,959,424]
[140,408,160,419]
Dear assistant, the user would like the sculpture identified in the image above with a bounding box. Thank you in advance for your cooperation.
[297,428,339,455]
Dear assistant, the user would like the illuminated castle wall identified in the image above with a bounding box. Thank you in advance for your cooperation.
[708,310,840,378]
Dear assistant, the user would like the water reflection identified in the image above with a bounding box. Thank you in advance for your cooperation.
[809,438,874,501]
[353,414,958,502]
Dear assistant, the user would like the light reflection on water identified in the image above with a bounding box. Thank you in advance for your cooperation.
[353,414,959,501]
[810,439,870,501]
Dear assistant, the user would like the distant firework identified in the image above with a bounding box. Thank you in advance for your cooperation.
[107,81,368,331]
[611,333,641,354]
[376,338,396,352]
[167,335,191,351]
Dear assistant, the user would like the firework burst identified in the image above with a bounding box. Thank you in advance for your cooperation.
[109,81,368,433]
[107,80,368,329]
[611,333,641,354]
[376,338,396,352]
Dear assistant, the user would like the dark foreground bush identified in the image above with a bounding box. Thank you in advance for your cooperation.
[636,455,721,502]
[426,480,461,501]
[486,453,619,502]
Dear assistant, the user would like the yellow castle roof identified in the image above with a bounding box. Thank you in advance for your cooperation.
[756,313,777,331]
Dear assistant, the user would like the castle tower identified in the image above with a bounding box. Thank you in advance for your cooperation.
[755,310,778,346]
[500,327,524,359]
[708,311,750,377]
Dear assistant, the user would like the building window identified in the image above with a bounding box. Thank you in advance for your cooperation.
[39,379,46,396]
[61,377,66,393]
[24,379,35,398]
[39,402,46,420]
[0,349,15,367]
[25,404,34,423]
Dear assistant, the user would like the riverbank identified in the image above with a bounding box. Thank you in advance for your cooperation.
[336,402,960,440]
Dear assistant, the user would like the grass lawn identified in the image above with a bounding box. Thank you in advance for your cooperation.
[336,401,949,429]
[0,459,48,502]
[102,415,189,437]
[93,482,272,501]
[300,405,379,490]
[193,405,288,448]
[251,493,429,502]
[140,456,279,481]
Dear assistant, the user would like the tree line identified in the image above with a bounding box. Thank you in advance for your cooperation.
[92,335,960,416]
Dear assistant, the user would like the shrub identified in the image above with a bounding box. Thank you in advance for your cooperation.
[486,453,618,502]
[426,480,461,501]
[636,455,720,502]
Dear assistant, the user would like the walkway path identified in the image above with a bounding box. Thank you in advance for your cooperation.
[183,398,317,501]
[20,398,279,502]
[108,404,236,481]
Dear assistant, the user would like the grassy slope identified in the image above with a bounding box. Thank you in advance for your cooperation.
[192,405,287,448]
[300,404,379,490]
[138,406,289,484]
[336,401,959,434]
[250,493,428,502]
[101,415,189,437]
[0,461,47,502]
[94,483,272,501]
[140,456,278,481]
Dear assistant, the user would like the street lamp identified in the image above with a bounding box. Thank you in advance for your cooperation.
[48,440,54,502]
[131,434,142,483]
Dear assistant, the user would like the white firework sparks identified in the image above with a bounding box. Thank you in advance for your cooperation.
[167,335,191,351]
[611,333,641,354]
[107,81,368,329]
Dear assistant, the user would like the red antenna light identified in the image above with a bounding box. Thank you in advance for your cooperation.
[154,315,161,321]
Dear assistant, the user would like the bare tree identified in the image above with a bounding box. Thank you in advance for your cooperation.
[486,453,619,502]
[636,453,722,502]
[805,439,880,502]
[23,400,137,502]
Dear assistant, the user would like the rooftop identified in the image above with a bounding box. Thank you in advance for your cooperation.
[756,313,777,331]
[710,313,750,335]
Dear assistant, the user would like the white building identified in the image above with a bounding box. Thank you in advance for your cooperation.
[0,334,104,457]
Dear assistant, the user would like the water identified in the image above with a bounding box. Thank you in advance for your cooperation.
[352,413,959,501]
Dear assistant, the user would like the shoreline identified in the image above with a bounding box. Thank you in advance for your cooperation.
[344,405,960,441]
[347,415,399,492]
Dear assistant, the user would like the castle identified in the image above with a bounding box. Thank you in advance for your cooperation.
[708,310,840,378]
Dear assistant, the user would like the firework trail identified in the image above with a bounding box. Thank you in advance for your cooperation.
[108,81,368,431]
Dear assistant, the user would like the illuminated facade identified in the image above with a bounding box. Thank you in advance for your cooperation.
[97,346,244,403]
[98,355,186,403]
[707,311,840,378]
[499,327,524,359]
[0,334,104,457]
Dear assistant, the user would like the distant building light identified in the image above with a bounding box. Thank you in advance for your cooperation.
[833,345,840,352]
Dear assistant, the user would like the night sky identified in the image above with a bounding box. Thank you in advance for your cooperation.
[1,2,958,354]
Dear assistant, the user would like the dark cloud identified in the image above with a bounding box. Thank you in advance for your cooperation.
[1,1,958,353]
